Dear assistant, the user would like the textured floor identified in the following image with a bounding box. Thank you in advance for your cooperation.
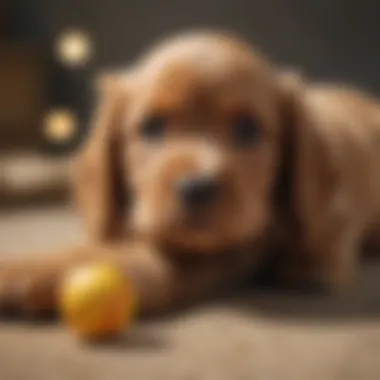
[1,206,380,380]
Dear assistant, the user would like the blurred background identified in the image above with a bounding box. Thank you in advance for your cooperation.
[1,0,380,207]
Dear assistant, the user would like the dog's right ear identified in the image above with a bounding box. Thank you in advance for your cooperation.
[275,70,347,288]
[72,72,129,241]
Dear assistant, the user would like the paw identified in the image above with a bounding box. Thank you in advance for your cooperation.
[279,262,353,296]
[277,264,333,296]
[0,261,57,318]
[315,265,354,294]
[279,274,332,296]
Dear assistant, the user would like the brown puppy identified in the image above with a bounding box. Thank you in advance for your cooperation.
[1,30,380,316]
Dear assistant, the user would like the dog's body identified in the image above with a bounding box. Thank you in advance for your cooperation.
[1,31,380,317]
[270,84,380,288]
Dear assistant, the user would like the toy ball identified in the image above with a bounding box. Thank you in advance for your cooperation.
[59,262,136,340]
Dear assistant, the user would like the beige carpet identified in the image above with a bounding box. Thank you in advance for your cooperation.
[1,206,380,380]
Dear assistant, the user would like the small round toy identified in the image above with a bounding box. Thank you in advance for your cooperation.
[59,263,136,340]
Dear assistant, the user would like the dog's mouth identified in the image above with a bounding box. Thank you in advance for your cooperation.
[172,205,237,245]
[178,212,216,234]
[132,200,256,252]
[179,206,216,229]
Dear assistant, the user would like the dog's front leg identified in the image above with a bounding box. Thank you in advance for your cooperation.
[0,244,257,317]
[0,242,178,317]
[0,245,111,316]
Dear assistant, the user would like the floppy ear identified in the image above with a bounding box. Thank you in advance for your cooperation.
[72,72,129,242]
[275,71,345,285]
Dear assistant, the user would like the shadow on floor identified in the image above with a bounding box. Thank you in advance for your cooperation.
[214,259,380,323]
[82,326,171,352]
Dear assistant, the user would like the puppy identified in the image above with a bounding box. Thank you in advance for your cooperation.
[1,30,380,317]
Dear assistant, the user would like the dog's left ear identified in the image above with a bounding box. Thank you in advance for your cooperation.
[276,71,342,270]
[71,72,130,241]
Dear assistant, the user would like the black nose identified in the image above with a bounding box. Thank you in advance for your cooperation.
[177,176,220,207]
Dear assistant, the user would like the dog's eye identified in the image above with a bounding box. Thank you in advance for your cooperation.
[232,115,260,147]
[140,115,166,140]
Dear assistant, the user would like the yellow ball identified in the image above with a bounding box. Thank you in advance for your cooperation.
[59,263,136,340]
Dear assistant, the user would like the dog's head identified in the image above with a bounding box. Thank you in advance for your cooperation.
[73,31,308,253]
